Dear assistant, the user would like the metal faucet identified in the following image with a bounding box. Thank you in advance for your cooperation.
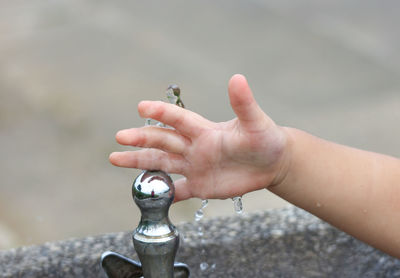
[101,170,190,278]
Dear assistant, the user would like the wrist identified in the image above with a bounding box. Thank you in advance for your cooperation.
[269,126,296,188]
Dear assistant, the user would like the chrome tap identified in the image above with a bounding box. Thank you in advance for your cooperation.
[101,170,190,278]
[132,170,183,278]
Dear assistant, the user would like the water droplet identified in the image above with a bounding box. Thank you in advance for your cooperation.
[200,262,209,271]
[198,226,204,236]
[316,202,321,207]
[195,199,208,222]
[195,209,204,221]
[201,199,209,209]
[211,263,216,270]
[232,196,243,214]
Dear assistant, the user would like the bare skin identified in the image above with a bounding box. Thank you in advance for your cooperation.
[110,74,400,258]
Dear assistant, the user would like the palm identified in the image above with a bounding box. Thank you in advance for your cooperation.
[181,118,285,199]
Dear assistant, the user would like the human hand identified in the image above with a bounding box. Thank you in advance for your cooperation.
[110,74,291,202]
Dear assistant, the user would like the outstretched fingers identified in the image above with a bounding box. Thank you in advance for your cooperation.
[109,149,187,174]
[115,126,190,155]
[138,101,213,138]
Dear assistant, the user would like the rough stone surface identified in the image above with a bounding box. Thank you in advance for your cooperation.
[0,206,399,277]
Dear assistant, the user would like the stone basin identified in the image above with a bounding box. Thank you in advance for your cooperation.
[0,206,399,277]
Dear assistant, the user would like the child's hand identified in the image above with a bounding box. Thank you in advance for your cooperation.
[110,74,290,202]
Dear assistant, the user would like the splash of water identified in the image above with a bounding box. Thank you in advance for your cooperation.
[166,85,179,104]
[144,85,183,127]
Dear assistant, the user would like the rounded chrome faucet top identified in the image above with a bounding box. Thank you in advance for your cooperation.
[133,170,174,200]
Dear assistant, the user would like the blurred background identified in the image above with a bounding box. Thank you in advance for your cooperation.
[1,0,400,249]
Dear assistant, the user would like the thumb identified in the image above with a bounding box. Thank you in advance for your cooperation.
[228,74,272,130]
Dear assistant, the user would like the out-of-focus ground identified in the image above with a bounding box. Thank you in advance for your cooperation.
[1,0,400,249]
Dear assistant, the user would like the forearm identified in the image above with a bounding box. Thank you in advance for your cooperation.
[269,128,400,258]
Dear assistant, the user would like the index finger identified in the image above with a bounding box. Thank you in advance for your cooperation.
[138,100,212,137]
